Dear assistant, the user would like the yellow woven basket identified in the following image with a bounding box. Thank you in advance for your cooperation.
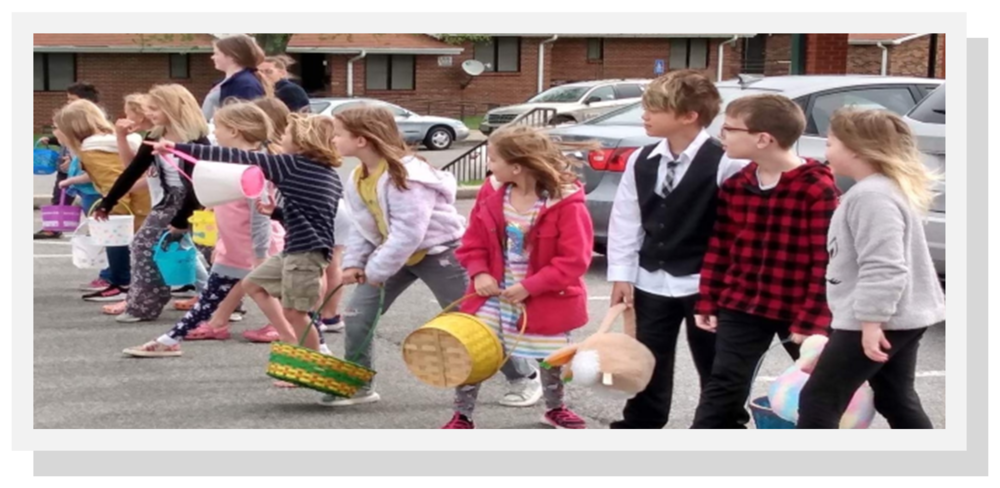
[402,294,526,388]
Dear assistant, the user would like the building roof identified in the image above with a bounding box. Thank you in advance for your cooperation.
[34,34,217,53]
[287,34,463,55]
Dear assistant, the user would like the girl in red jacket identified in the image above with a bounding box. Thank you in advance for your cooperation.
[443,126,595,429]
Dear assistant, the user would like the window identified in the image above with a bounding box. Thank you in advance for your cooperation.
[614,83,644,99]
[587,38,604,61]
[34,53,76,92]
[669,38,709,70]
[169,53,190,79]
[741,36,767,74]
[365,55,415,91]
[808,87,917,136]
[908,85,946,125]
[585,86,616,103]
[917,84,940,100]
[474,37,520,72]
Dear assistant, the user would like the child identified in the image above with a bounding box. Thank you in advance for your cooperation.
[441,126,594,429]
[796,108,945,429]
[52,100,150,303]
[122,102,285,357]
[690,94,840,429]
[606,70,749,429]
[150,113,341,373]
[326,105,475,407]
[93,84,210,323]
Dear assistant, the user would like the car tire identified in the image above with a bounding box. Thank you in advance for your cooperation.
[593,243,607,256]
[550,115,576,126]
[424,127,454,150]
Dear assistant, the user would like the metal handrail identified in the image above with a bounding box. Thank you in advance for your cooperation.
[442,107,560,183]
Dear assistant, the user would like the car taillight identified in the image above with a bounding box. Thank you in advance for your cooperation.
[588,147,637,172]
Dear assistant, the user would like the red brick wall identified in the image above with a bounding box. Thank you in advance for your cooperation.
[848,45,884,75]
[805,34,849,74]
[34,52,218,133]
[763,34,792,76]
[939,34,945,79]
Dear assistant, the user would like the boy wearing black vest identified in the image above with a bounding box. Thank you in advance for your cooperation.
[607,70,749,429]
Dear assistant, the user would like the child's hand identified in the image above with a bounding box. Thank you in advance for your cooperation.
[610,281,634,307]
[342,268,366,285]
[474,273,500,297]
[861,322,890,363]
[500,283,530,304]
[790,333,808,345]
[694,314,718,333]
[37,136,51,145]
[58,179,72,189]
[145,140,176,155]
[115,119,135,136]
[256,199,276,216]
[91,208,110,222]
[58,158,71,173]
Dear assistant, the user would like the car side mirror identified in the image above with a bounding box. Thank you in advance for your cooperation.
[584,97,599,105]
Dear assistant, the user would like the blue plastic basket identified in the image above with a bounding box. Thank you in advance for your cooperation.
[749,396,796,429]
[153,233,198,287]
[34,142,60,175]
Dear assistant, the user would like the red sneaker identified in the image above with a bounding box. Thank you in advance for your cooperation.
[243,324,280,343]
[441,413,475,429]
[543,407,587,429]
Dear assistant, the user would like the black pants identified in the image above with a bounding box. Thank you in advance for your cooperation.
[797,327,933,429]
[51,169,68,205]
[610,290,716,429]
[691,309,800,429]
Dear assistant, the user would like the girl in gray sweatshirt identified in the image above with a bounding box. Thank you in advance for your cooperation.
[797,108,945,429]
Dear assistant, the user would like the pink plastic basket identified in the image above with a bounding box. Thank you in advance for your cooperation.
[41,190,82,233]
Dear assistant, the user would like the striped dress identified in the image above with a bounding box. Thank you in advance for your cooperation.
[475,186,571,359]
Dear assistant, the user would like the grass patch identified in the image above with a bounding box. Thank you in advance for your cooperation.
[462,115,484,130]
[459,178,484,187]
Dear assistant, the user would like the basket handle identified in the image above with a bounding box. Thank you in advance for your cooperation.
[154,231,194,255]
[292,283,386,365]
[88,198,134,217]
[58,189,67,207]
[155,148,196,184]
[437,293,528,371]
[593,303,638,338]
[746,337,795,408]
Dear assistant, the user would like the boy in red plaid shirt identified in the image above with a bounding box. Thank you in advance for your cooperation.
[691,94,839,429]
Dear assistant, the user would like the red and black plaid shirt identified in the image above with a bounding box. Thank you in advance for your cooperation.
[695,159,839,335]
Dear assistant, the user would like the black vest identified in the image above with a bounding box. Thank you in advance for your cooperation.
[636,138,724,276]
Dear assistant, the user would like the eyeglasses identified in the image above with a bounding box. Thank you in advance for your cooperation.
[720,125,754,135]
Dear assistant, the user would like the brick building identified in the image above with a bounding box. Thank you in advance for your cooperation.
[847,34,946,79]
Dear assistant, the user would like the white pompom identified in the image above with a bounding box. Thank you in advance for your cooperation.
[570,349,602,386]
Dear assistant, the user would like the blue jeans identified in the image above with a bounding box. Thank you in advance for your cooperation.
[106,246,132,287]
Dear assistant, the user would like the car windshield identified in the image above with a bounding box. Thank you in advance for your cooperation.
[527,85,590,103]
[309,101,331,114]
[585,87,777,126]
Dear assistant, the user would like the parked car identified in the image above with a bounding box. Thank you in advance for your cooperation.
[309,98,470,150]
[547,75,944,263]
[480,79,651,135]
[902,83,946,280]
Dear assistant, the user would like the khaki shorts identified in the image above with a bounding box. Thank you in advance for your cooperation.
[245,251,330,312]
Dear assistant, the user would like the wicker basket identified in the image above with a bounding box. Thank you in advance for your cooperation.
[402,294,526,388]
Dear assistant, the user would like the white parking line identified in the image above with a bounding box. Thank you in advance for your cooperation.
[34,254,73,258]
[34,241,73,246]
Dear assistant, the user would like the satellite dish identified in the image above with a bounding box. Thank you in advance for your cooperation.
[462,59,485,77]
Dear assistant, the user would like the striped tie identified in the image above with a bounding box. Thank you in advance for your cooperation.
[662,161,679,195]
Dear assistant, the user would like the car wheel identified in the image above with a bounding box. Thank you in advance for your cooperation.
[424,127,454,150]
[593,243,607,255]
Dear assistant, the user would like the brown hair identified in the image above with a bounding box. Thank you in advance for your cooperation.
[253,97,292,139]
[286,114,341,167]
[334,105,417,191]
[53,99,114,155]
[215,34,274,97]
[725,94,806,149]
[487,125,595,200]
[829,108,939,213]
[641,69,722,128]
[264,54,296,72]
[213,102,282,154]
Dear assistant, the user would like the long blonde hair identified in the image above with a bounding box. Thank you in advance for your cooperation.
[213,102,282,154]
[287,114,341,167]
[53,99,114,155]
[488,125,594,199]
[829,108,939,213]
[147,84,209,142]
[334,105,415,190]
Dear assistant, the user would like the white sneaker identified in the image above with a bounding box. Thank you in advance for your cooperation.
[499,373,543,407]
[318,390,380,407]
[115,312,147,324]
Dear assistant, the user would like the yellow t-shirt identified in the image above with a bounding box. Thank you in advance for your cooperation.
[354,160,428,266]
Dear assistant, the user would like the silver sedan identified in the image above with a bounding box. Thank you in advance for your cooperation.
[309,98,470,150]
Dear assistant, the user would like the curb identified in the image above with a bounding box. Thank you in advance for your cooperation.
[456,186,482,200]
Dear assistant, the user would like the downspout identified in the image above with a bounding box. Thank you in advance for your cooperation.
[538,35,559,93]
[718,35,741,81]
[874,34,929,76]
[878,42,889,76]
[347,50,367,98]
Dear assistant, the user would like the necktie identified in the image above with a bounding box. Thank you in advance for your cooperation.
[662,161,679,195]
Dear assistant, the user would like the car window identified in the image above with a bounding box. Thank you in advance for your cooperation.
[588,88,774,127]
[907,85,945,125]
[586,86,616,102]
[808,87,917,136]
[917,84,939,99]
[614,84,644,99]
[527,85,591,103]
[384,104,409,117]
[330,101,369,114]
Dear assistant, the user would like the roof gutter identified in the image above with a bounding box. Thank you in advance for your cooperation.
[718,35,743,82]
[33,46,214,53]
[870,34,931,75]
[347,50,367,98]
[538,35,559,93]
[286,47,463,55]
[849,33,931,45]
